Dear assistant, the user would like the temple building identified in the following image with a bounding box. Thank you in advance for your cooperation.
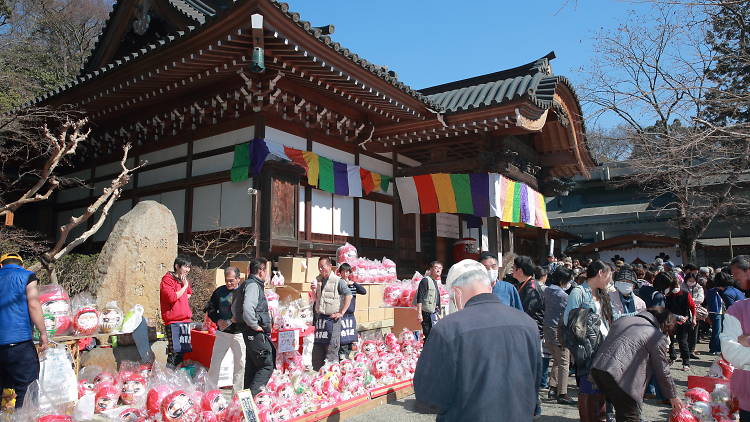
[31,0,595,272]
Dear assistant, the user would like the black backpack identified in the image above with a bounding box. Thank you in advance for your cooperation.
[563,306,604,375]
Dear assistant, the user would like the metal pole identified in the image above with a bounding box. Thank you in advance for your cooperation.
[729,230,734,260]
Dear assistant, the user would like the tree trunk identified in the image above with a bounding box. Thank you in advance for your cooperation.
[679,235,698,265]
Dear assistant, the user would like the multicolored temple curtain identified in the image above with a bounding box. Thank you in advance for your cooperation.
[395,173,550,228]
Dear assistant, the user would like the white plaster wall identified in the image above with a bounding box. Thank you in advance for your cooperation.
[193,126,255,154]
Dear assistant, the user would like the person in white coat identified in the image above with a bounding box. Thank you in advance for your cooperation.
[720,256,750,422]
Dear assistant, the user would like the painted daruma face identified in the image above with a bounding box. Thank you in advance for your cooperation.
[162,392,197,422]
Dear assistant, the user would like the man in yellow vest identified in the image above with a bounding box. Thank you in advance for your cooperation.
[416,261,443,339]
[311,257,352,370]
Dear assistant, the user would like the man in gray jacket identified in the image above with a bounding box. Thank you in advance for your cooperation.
[231,257,274,395]
[590,309,684,421]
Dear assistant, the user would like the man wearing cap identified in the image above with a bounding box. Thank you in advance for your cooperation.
[415,259,540,421]
[0,253,48,408]
[609,265,646,320]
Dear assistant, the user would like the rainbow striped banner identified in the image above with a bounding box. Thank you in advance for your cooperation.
[230,138,391,197]
[395,173,550,229]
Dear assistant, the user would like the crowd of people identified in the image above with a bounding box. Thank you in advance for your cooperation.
[2,250,750,422]
[414,254,750,422]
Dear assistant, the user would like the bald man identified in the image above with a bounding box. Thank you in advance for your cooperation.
[414,259,541,422]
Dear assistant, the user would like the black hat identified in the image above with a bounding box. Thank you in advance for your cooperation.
[613,266,638,285]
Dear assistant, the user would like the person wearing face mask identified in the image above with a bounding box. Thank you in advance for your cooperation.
[205,266,245,392]
[414,259,540,422]
[681,273,704,360]
[479,252,522,311]
[665,272,696,371]
[609,265,646,321]
[542,266,575,405]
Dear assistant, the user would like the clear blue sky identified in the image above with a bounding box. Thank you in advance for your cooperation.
[286,0,654,128]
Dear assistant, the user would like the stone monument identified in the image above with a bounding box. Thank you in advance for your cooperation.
[95,200,178,327]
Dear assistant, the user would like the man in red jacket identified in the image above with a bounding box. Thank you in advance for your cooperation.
[160,256,193,367]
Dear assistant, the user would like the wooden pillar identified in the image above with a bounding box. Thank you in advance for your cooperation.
[254,114,266,257]
[391,151,399,260]
[303,137,312,253]
[354,149,360,245]
[487,217,501,260]
[184,140,193,237]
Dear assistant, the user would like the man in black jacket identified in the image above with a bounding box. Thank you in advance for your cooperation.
[510,255,545,333]
[205,266,244,392]
[415,259,540,422]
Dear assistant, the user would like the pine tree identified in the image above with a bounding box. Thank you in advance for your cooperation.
[705,3,750,124]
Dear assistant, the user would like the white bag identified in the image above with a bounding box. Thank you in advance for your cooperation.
[120,304,144,334]
[38,348,77,412]
[73,392,95,421]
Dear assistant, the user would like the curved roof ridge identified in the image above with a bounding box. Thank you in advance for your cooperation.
[418,51,556,96]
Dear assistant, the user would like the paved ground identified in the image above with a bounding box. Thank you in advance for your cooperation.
[348,339,716,422]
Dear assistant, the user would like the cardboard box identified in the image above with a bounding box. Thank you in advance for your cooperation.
[354,310,369,324]
[383,307,394,319]
[230,260,251,277]
[368,307,385,322]
[276,285,302,302]
[287,282,312,292]
[212,268,225,288]
[361,284,385,309]
[278,257,307,284]
[392,307,421,334]
[305,257,322,284]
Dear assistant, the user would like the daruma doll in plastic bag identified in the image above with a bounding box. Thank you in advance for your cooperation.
[670,407,698,422]
[161,390,199,422]
[100,301,124,334]
[94,385,120,414]
[120,373,146,405]
[684,387,710,403]
[39,284,73,336]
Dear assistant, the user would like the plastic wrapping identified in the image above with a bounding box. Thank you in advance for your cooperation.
[38,348,78,412]
[670,408,699,422]
[161,390,199,422]
[39,284,73,336]
[685,387,710,403]
[121,304,145,334]
[271,271,285,287]
[100,301,124,333]
[336,242,358,266]
[95,385,120,413]
[71,293,100,336]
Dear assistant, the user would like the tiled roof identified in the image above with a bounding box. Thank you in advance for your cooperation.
[268,0,440,109]
[29,0,441,111]
[420,52,567,113]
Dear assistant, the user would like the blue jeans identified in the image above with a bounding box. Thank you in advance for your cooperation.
[541,357,551,388]
[646,376,664,399]
[709,314,723,353]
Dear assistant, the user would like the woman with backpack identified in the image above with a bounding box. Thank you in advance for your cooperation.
[563,260,614,422]
[590,308,685,421]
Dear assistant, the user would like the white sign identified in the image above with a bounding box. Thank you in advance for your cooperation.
[436,213,460,239]
[277,329,299,353]
[236,389,259,422]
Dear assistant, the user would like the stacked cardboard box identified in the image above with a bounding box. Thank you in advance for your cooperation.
[278,256,311,292]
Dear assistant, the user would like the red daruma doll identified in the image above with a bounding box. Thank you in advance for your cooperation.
[95,385,120,414]
[39,284,73,336]
[161,391,199,422]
